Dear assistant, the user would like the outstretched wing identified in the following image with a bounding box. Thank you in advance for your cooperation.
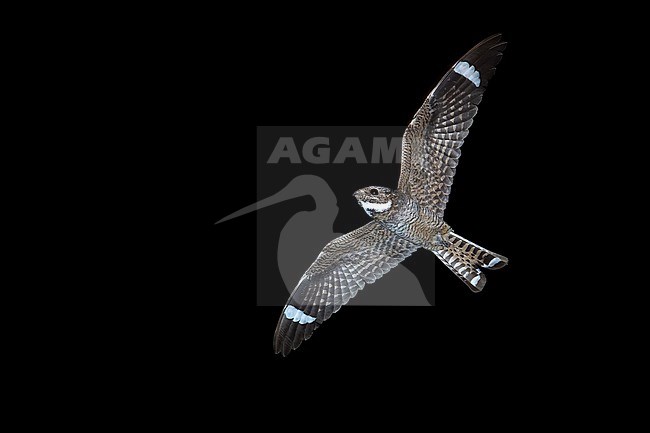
[398,34,507,217]
[274,221,419,356]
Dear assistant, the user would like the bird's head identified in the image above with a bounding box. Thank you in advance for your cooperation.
[353,186,395,218]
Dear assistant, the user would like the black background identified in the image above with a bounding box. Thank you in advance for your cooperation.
[180,20,607,378]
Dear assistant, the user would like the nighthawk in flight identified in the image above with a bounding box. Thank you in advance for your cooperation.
[275,34,509,355]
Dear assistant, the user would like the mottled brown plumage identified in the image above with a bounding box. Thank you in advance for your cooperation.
[399,33,507,215]
[274,34,509,356]
[273,220,419,356]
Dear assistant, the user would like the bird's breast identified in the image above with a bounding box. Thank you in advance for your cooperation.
[381,199,442,246]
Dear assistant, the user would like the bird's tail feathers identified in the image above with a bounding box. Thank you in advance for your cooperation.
[432,232,508,292]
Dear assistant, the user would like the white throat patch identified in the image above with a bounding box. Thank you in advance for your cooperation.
[362,200,391,216]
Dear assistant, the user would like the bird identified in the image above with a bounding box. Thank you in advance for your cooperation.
[274,34,509,356]
[216,175,430,306]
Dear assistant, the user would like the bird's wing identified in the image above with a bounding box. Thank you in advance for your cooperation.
[274,221,419,356]
[398,34,507,217]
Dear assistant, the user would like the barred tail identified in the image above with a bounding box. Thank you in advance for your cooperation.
[433,232,508,292]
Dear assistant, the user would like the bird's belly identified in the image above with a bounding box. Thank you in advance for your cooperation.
[382,213,439,247]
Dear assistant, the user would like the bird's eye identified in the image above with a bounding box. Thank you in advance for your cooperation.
[370,188,379,196]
